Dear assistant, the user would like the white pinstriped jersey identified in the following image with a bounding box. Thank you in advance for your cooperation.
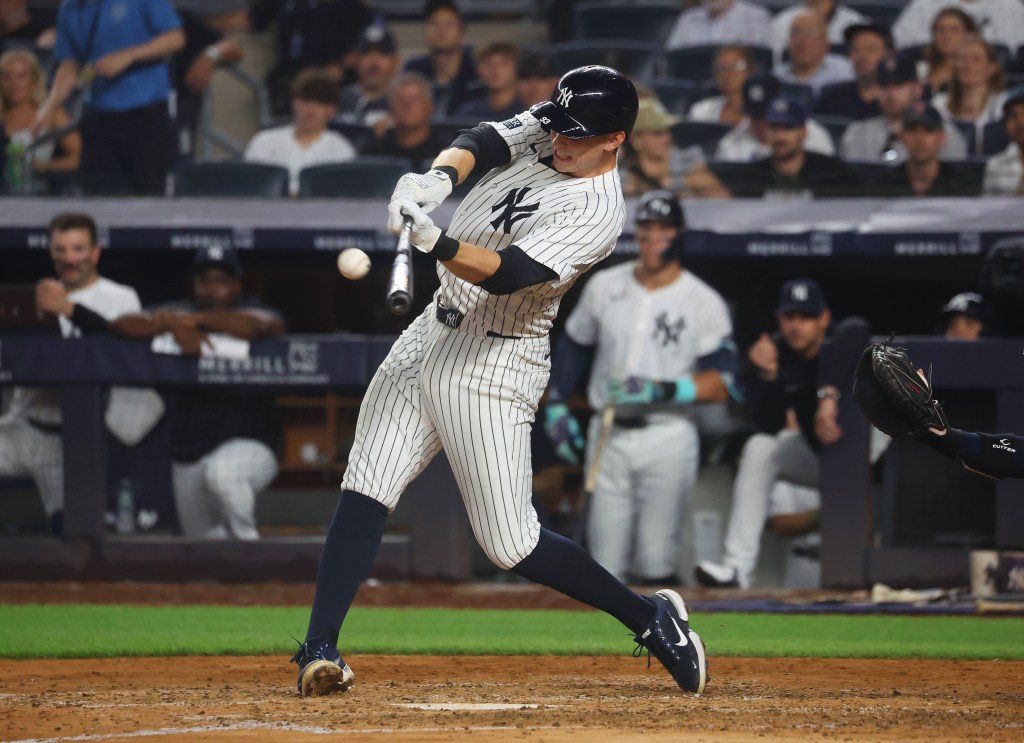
[565,264,733,413]
[439,111,625,338]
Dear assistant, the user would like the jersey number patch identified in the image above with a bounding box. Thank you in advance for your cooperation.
[490,187,539,234]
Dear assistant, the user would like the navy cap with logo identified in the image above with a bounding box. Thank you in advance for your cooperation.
[902,101,943,130]
[1003,85,1024,117]
[357,24,397,55]
[742,74,780,118]
[764,95,808,126]
[942,291,984,319]
[193,244,242,278]
[777,279,827,315]
[530,65,638,139]
[875,54,917,86]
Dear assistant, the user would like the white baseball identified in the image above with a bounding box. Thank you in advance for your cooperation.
[337,248,371,280]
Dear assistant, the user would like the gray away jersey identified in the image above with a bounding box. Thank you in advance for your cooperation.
[439,111,626,338]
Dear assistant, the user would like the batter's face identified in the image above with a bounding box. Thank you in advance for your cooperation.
[549,130,625,178]
[778,309,830,357]
[193,266,240,310]
[50,227,100,291]
[635,221,679,270]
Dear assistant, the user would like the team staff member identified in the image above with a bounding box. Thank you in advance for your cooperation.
[545,190,739,585]
[290,66,708,699]
[35,0,184,194]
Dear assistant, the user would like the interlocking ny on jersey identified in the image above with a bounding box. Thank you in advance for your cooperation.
[439,111,625,340]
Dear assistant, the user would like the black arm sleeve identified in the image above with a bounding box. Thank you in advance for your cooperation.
[548,334,596,404]
[475,245,558,295]
[449,125,512,175]
[927,429,1024,479]
[818,316,870,390]
[70,304,110,335]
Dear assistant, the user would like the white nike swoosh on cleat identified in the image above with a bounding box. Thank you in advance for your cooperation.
[669,615,689,647]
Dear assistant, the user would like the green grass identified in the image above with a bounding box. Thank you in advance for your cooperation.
[1,605,1022,660]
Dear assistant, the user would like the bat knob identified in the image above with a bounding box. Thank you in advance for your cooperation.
[386,291,412,316]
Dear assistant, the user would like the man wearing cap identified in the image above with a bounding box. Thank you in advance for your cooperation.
[875,102,976,195]
[695,279,871,589]
[403,0,479,116]
[773,10,854,98]
[716,73,836,161]
[455,41,523,121]
[731,95,858,197]
[983,88,1024,194]
[244,68,357,195]
[815,23,892,120]
[941,292,986,339]
[665,0,772,50]
[771,0,868,62]
[515,50,558,108]
[110,246,285,541]
[840,55,969,162]
[339,24,400,129]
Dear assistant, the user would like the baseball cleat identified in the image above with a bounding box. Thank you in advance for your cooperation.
[694,561,740,588]
[634,589,708,695]
[290,639,355,697]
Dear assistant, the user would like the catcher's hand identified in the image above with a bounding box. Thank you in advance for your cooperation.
[853,338,949,440]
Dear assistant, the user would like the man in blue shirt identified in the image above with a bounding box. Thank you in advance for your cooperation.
[34,0,184,194]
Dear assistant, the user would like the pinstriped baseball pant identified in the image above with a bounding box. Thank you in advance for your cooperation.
[343,306,547,569]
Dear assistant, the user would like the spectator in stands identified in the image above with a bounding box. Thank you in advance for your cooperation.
[0,0,55,48]
[339,24,399,130]
[250,0,374,116]
[983,87,1024,193]
[244,69,356,196]
[840,55,968,162]
[620,94,729,199]
[920,7,978,96]
[716,74,836,161]
[874,102,977,195]
[941,291,986,339]
[773,10,854,98]
[515,50,558,108]
[0,212,144,535]
[361,72,450,168]
[931,33,1007,154]
[770,0,868,64]
[665,0,773,50]
[455,41,522,121]
[695,279,870,589]
[893,0,1024,54]
[36,0,184,195]
[815,23,891,120]
[403,0,479,116]
[688,45,754,126]
[174,9,244,160]
[110,246,284,541]
[1,48,80,193]
[729,95,859,198]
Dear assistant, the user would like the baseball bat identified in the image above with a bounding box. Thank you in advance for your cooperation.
[572,404,615,543]
[386,219,414,315]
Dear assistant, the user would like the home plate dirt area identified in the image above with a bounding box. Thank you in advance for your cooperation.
[2,655,1023,742]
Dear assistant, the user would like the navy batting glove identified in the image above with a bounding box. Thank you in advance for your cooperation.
[544,402,584,465]
[608,376,664,405]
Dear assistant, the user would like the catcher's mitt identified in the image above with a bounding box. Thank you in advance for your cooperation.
[853,338,949,440]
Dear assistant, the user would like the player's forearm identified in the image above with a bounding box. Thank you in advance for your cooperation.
[927,429,1024,479]
[769,510,820,538]
[123,28,185,65]
[40,60,79,115]
[196,309,285,340]
[109,313,162,338]
[438,241,501,284]
[693,370,729,403]
[432,148,477,185]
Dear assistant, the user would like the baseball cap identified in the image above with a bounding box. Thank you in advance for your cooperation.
[742,74,780,118]
[518,50,556,79]
[875,54,917,86]
[763,95,808,126]
[1003,85,1024,116]
[843,21,892,48]
[902,101,943,130]
[777,279,827,315]
[357,24,396,55]
[193,244,241,278]
[632,96,681,133]
[942,291,984,319]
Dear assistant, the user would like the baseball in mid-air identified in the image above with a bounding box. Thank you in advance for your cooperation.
[337,248,371,280]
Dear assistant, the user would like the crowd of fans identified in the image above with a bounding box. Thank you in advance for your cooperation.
[2,0,1024,198]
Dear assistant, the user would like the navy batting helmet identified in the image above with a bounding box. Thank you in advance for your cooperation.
[530,65,639,139]
[635,190,684,229]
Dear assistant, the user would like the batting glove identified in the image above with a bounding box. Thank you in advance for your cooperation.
[608,376,663,406]
[387,169,453,233]
[543,402,585,465]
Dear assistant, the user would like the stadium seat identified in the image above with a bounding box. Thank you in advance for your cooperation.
[572,1,681,45]
[811,114,852,150]
[174,161,290,197]
[844,1,903,31]
[706,160,759,197]
[649,78,695,117]
[947,159,986,195]
[664,45,773,83]
[846,160,897,191]
[670,121,732,157]
[328,121,375,152]
[951,120,978,156]
[298,157,411,198]
[549,40,660,80]
[982,120,1010,155]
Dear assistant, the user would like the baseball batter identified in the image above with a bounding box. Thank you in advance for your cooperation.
[545,191,739,584]
[291,66,708,699]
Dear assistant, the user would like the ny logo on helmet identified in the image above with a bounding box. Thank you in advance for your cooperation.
[557,87,574,107]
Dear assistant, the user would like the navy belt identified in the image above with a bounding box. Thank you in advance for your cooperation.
[792,545,820,560]
[435,303,520,339]
[614,417,648,429]
[27,418,63,436]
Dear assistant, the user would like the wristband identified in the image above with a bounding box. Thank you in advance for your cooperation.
[204,45,222,63]
[433,231,460,262]
[673,376,697,404]
[817,386,841,400]
[433,165,458,185]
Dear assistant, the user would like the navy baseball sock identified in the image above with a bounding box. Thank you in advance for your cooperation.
[512,528,656,634]
[305,490,389,647]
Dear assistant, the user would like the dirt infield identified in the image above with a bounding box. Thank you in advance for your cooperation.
[2,583,1023,741]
